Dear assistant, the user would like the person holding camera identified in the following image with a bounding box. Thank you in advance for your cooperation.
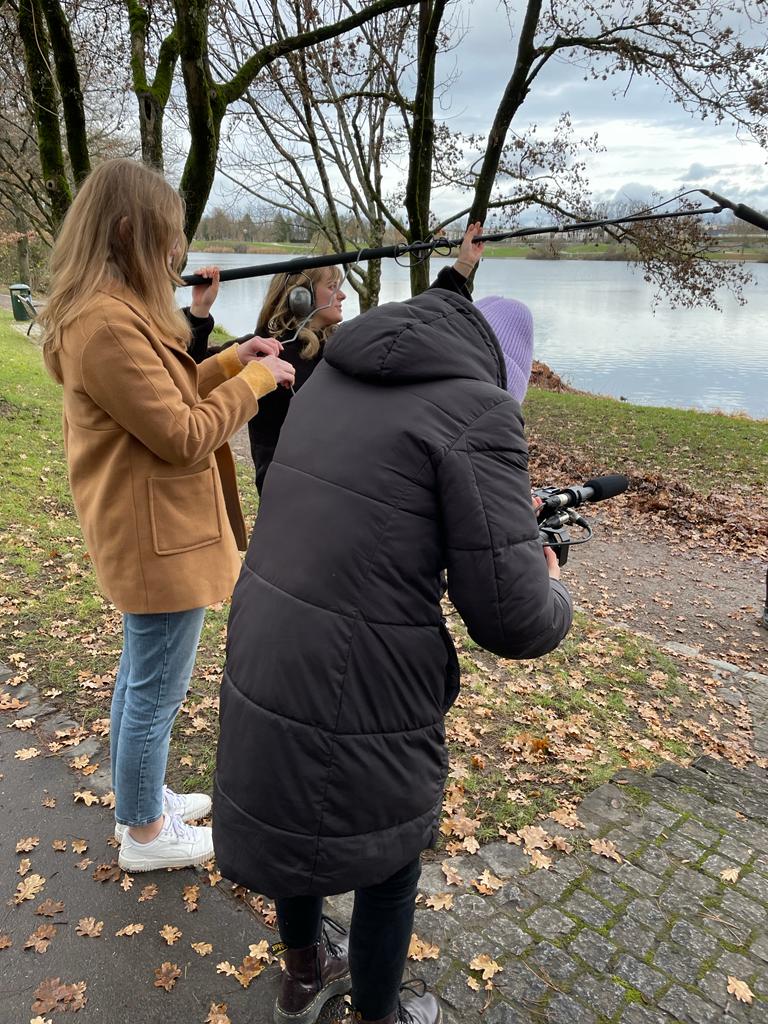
[39,158,295,873]
[213,222,573,1023]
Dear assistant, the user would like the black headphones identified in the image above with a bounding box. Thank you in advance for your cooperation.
[287,274,315,320]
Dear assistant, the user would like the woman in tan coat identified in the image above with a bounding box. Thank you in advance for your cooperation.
[39,159,295,872]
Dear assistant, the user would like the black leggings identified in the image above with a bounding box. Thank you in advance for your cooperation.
[275,857,422,1019]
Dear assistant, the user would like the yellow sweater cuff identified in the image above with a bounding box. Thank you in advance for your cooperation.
[239,360,278,400]
[217,344,244,380]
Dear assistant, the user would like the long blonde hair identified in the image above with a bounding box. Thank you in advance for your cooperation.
[257,266,342,360]
[40,158,191,382]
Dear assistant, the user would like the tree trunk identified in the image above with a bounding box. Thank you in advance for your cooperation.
[404,0,446,295]
[469,0,541,223]
[17,0,72,228]
[15,209,31,285]
[137,91,166,169]
[40,0,91,185]
[174,0,220,241]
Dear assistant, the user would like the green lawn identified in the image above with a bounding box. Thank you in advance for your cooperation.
[523,388,767,491]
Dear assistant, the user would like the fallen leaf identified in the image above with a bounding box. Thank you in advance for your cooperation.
[552,836,575,854]
[216,961,239,977]
[407,934,440,961]
[15,747,40,760]
[590,837,623,863]
[75,858,93,871]
[529,849,553,870]
[76,917,103,938]
[51,840,67,852]
[71,839,88,854]
[14,873,46,904]
[9,717,35,729]
[42,796,56,809]
[16,836,40,853]
[160,924,182,946]
[120,874,134,892]
[192,941,213,956]
[92,861,121,883]
[18,857,31,876]
[73,790,99,806]
[100,791,116,809]
[139,883,158,902]
[115,924,144,937]
[153,962,181,992]
[518,824,553,851]
[31,978,87,1014]
[472,869,504,895]
[0,934,11,950]
[24,925,56,953]
[206,1004,232,1024]
[182,884,199,912]
[441,860,464,887]
[425,892,454,911]
[248,940,272,961]
[467,975,481,991]
[35,900,64,918]
[720,867,740,883]
[463,836,481,855]
[469,953,503,980]
[727,976,754,1004]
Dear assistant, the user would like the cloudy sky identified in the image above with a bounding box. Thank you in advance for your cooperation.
[431,0,767,214]
[210,0,767,221]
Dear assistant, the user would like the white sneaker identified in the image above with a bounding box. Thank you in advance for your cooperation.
[117,814,214,872]
[115,785,212,841]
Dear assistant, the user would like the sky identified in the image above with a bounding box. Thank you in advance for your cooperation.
[209,0,767,222]
[430,0,767,214]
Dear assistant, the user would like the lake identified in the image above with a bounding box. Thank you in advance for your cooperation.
[179,252,768,420]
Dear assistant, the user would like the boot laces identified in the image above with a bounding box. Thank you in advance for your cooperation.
[397,979,427,1024]
[166,813,197,842]
[321,915,347,958]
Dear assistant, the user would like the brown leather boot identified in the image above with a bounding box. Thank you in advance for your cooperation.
[353,980,442,1024]
[274,917,351,1024]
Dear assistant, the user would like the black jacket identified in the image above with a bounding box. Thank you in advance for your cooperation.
[213,284,573,897]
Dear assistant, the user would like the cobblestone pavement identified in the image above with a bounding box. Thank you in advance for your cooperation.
[324,755,768,1024]
[4,653,768,1024]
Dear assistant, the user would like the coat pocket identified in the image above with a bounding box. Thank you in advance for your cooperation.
[148,467,222,555]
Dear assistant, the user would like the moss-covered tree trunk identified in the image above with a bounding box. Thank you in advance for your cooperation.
[127,1,180,171]
[17,0,72,228]
[40,0,90,185]
[404,0,446,295]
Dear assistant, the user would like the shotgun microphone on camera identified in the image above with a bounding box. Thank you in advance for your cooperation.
[538,474,629,514]
[698,191,768,232]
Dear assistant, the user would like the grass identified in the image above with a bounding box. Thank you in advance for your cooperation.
[0,311,759,840]
[523,388,768,490]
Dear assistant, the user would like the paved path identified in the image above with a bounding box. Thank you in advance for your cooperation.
[3,654,768,1024]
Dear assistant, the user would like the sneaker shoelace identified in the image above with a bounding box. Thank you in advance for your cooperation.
[165,813,198,842]
[162,785,185,815]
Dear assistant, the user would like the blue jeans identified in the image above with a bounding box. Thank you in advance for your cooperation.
[111,608,205,826]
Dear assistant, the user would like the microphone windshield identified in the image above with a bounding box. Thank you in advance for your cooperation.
[583,474,629,501]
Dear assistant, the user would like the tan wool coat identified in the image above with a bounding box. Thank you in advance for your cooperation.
[55,285,276,614]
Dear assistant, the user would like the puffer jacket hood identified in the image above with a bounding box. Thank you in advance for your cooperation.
[324,288,508,390]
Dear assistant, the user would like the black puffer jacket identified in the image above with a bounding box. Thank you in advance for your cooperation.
[213,286,573,897]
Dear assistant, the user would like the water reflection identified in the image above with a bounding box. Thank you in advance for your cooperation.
[179,252,768,419]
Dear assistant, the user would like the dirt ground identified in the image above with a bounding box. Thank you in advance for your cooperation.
[231,428,767,675]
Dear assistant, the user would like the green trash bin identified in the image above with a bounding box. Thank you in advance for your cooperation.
[10,283,33,322]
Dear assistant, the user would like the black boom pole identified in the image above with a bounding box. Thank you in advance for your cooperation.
[181,192,767,286]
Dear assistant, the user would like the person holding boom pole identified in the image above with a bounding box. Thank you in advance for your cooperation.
[213,223,574,1023]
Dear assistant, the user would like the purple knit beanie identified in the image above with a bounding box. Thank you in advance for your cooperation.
[475,296,534,403]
